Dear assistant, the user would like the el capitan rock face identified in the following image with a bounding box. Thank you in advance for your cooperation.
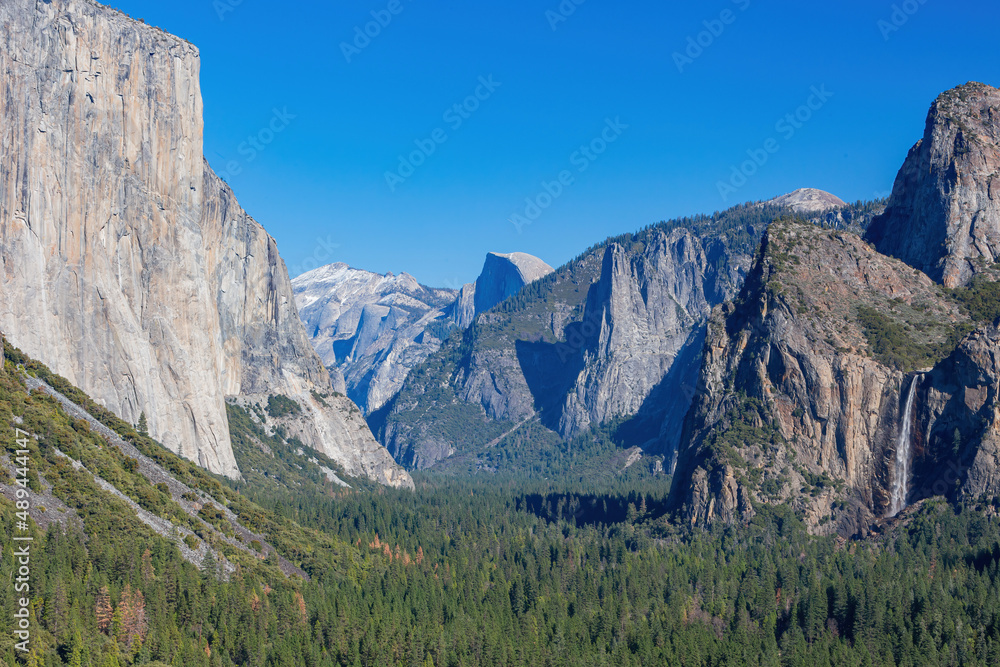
[0,0,411,488]
[0,0,236,475]
[867,82,1000,288]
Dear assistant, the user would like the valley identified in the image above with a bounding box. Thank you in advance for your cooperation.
[2,0,1000,665]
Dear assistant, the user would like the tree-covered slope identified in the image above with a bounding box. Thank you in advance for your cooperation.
[376,200,885,476]
[6,333,1000,666]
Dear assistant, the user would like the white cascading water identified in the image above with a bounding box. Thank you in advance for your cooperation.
[889,375,921,517]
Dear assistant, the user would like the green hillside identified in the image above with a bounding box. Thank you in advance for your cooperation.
[376,200,886,475]
[5,332,1000,665]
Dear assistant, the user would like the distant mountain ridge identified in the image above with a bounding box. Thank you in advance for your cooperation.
[292,251,553,414]
[767,188,847,213]
[372,198,885,473]
[293,264,459,413]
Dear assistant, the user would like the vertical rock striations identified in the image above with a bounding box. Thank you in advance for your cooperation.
[867,82,1000,288]
[558,229,713,452]
[0,0,236,475]
[0,0,411,487]
[668,220,966,535]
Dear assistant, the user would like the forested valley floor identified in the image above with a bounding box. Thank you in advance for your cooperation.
[2,340,1000,666]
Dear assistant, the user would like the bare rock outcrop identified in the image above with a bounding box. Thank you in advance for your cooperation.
[473,252,554,315]
[0,0,411,487]
[380,216,763,470]
[867,82,1000,288]
[558,229,713,450]
[292,263,458,413]
[908,325,1000,504]
[767,188,846,214]
[293,251,552,417]
[668,220,966,536]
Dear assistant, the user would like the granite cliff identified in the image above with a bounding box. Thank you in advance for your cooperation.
[557,229,713,451]
[292,251,553,416]
[671,83,1000,535]
[0,0,411,487]
[667,220,966,535]
[292,264,458,413]
[376,204,814,470]
[867,82,1000,288]
[472,252,555,320]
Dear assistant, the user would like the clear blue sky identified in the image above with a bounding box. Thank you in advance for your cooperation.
[110,0,1000,288]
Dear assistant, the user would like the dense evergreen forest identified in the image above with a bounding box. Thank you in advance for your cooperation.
[2,339,1000,666]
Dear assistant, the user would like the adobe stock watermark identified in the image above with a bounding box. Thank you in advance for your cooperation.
[546,0,587,31]
[341,0,414,64]
[441,277,468,291]
[213,0,243,21]
[878,0,929,41]
[717,85,833,202]
[216,108,296,183]
[508,117,629,234]
[673,0,751,73]
[11,427,34,654]
[289,235,342,277]
[385,75,502,192]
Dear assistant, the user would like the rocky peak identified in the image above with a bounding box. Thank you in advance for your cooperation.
[768,188,846,214]
[558,228,712,444]
[668,219,967,535]
[293,250,553,417]
[473,252,554,315]
[292,263,458,414]
[866,82,1000,287]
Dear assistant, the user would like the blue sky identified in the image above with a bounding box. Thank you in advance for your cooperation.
[111,0,1000,287]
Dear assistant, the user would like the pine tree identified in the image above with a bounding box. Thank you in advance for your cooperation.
[142,548,155,583]
[113,584,148,650]
[69,630,84,667]
[96,586,113,635]
[137,411,148,437]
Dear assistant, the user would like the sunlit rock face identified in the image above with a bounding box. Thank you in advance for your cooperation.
[668,221,966,536]
[867,82,1000,288]
[293,264,458,414]
[0,0,411,488]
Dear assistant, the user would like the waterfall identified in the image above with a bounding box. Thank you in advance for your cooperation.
[889,374,921,517]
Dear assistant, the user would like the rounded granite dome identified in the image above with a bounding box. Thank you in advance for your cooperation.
[768,188,847,214]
